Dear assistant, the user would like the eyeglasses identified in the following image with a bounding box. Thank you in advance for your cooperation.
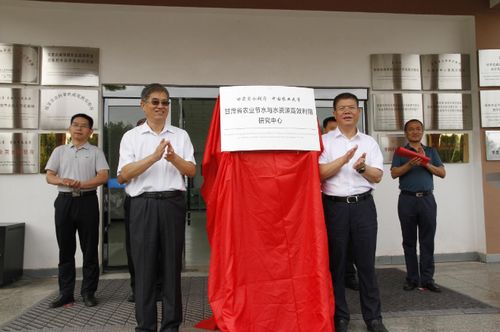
[335,105,358,112]
[71,123,90,129]
[147,98,170,107]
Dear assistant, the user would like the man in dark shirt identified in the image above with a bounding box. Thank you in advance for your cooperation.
[391,119,446,292]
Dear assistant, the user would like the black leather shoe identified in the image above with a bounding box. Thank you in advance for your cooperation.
[335,318,349,332]
[403,280,418,291]
[366,319,388,332]
[127,292,135,302]
[83,294,97,307]
[49,294,74,308]
[345,277,359,291]
[423,281,442,293]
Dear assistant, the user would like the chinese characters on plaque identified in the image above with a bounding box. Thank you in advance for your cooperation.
[371,54,421,90]
[41,46,99,86]
[0,88,39,129]
[478,49,500,87]
[423,93,472,130]
[480,90,500,128]
[378,134,407,164]
[40,89,99,130]
[420,54,470,90]
[0,133,38,174]
[0,43,39,84]
[485,131,500,161]
[373,93,423,131]
[220,86,319,152]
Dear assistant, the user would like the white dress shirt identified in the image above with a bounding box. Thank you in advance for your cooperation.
[117,122,195,197]
[319,128,383,196]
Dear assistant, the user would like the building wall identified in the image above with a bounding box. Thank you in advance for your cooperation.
[476,13,500,260]
[0,0,485,269]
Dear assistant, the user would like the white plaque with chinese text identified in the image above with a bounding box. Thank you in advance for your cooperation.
[220,86,319,152]
[480,90,500,128]
[41,46,99,86]
[423,93,472,130]
[371,54,421,90]
[0,132,38,173]
[373,93,423,131]
[479,49,500,87]
[0,88,39,129]
[378,134,408,164]
[485,131,500,161]
[40,89,98,130]
[0,43,39,84]
[421,54,471,90]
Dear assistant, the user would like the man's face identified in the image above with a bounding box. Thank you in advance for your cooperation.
[68,117,93,142]
[405,121,424,143]
[141,91,170,123]
[333,98,360,127]
[323,121,337,133]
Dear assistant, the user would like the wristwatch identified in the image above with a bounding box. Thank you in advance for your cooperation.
[357,165,366,174]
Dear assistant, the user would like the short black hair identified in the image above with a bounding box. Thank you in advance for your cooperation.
[141,83,169,102]
[70,113,93,129]
[333,92,359,110]
[323,116,337,129]
[404,119,424,132]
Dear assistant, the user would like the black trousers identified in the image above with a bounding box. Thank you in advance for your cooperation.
[130,192,186,332]
[345,242,357,281]
[124,195,162,294]
[398,193,437,285]
[54,194,99,297]
[322,194,382,323]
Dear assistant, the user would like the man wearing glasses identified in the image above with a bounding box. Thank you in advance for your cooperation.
[319,93,388,332]
[118,83,196,332]
[46,113,109,308]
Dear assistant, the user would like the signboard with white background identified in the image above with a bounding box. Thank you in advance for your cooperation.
[220,86,320,152]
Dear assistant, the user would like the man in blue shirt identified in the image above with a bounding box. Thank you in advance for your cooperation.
[391,119,446,293]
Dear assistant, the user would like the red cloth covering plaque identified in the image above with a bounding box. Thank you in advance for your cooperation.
[198,98,334,332]
[394,146,430,165]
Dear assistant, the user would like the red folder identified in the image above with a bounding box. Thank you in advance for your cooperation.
[395,147,430,165]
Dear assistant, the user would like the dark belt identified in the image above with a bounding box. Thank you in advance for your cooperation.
[58,190,96,198]
[401,190,432,198]
[325,190,372,204]
[137,190,183,199]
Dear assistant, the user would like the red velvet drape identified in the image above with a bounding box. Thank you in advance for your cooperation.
[199,98,334,332]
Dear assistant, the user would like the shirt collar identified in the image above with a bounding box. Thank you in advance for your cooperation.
[70,142,91,150]
[405,142,427,151]
[139,121,175,135]
[334,127,360,140]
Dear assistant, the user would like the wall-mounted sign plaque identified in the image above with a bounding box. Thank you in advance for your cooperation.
[0,88,39,129]
[423,93,472,130]
[41,46,99,86]
[485,131,500,161]
[40,89,98,130]
[421,54,471,90]
[373,93,423,131]
[427,133,469,163]
[480,90,500,128]
[378,134,407,164]
[478,49,500,87]
[220,86,319,152]
[0,132,38,173]
[371,54,421,90]
[0,43,39,84]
